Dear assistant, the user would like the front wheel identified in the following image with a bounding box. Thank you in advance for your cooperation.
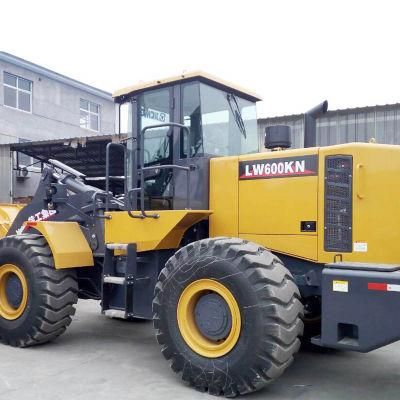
[0,234,78,347]
[153,237,304,397]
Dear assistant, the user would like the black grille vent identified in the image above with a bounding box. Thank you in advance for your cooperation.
[324,155,353,252]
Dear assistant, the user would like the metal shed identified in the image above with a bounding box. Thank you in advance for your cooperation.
[4,134,126,202]
[258,103,400,149]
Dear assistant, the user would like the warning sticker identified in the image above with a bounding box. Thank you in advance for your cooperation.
[354,242,368,252]
[333,280,349,292]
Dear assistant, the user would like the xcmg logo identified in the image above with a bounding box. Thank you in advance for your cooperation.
[239,155,318,180]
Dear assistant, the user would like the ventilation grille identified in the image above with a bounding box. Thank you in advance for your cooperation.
[324,156,353,252]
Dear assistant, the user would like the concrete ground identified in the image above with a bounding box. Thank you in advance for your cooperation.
[0,300,399,400]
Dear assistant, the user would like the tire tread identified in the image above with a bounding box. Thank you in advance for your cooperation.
[0,234,78,347]
[153,237,303,397]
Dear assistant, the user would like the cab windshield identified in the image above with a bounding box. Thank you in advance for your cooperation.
[181,82,258,158]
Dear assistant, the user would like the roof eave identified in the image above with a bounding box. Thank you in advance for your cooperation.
[0,52,112,101]
[113,71,262,103]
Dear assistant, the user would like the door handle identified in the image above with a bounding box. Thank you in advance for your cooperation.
[356,163,364,199]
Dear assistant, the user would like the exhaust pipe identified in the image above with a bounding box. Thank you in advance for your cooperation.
[304,100,328,148]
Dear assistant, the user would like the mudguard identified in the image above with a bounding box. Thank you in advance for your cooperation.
[24,221,94,269]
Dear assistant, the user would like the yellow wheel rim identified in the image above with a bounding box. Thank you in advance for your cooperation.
[0,264,28,320]
[177,279,241,358]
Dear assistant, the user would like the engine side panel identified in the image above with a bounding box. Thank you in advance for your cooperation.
[238,148,319,260]
[210,148,319,261]
[209,143,400,266]
[317,143,400,264]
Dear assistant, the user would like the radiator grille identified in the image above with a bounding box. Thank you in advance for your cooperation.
[324,156,353,252]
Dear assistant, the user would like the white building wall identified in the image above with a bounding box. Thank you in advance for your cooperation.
[0,145,11,203]
[0,59,115,143]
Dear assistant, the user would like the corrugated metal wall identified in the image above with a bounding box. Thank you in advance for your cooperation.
[0,145,11,203]
[258,104,400,149]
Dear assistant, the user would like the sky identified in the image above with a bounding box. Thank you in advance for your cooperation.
[1,0,400,117]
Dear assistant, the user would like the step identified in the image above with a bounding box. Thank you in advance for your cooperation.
[104,309,126,319]
[106,243,128,251]
[103,276,126,285]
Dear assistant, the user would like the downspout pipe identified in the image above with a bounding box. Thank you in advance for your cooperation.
[304,100,328,148]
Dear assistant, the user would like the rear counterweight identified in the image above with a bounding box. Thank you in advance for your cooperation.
[313,263,400,352]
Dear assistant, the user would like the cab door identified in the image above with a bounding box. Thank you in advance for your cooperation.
[172,82,210,210]
[135,86,175,210]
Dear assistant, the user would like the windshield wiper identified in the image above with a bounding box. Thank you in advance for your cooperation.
[227,93,247,138]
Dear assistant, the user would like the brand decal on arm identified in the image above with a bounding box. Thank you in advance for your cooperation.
[16,209,57,235]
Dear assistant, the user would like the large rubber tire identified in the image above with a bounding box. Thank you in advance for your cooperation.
[153,237,304,397]
[0,234,78,347]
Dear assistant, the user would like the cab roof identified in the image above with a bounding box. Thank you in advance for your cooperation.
[112,71,262,103]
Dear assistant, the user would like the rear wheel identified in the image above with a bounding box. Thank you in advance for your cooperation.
[153,237,303,397]
[0,234,78,347]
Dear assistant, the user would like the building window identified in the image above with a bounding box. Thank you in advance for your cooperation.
[3,72,32,112]
[80,99,100,131]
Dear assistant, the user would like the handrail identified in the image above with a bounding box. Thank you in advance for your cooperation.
[105,142,127,211]
[127,122,192,219]
[92,192,113,219]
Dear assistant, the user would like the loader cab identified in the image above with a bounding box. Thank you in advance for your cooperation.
[114,72,261,210]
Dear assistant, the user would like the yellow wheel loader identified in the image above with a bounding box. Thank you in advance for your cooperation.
[0,72,400,396]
